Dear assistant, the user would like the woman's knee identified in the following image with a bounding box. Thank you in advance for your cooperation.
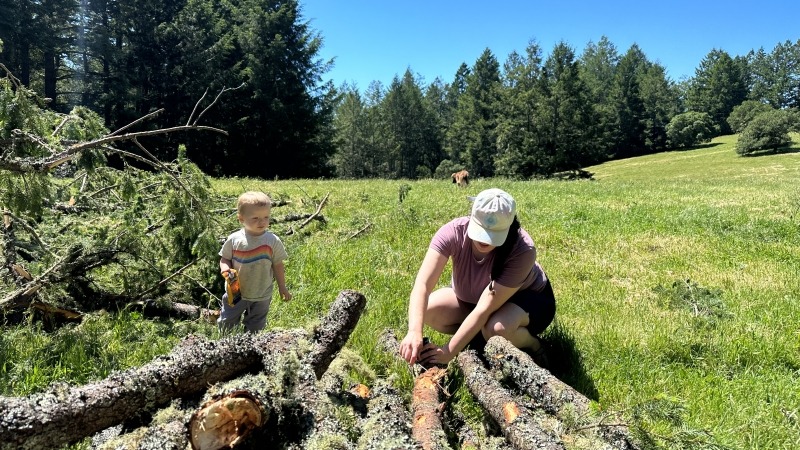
[481,318,512,340]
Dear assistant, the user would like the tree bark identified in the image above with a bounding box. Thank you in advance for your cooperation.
[305,289,367,379]
[457,350,565,450]
[0,331,292,450]
[411,367,450,450]
[484,336,590,416]
[356,381,421,450]
[1,288,366,449]
[484,336,640,450]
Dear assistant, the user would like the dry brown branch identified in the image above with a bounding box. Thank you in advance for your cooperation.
[348,222,372,240]
[287,192,330,235]
[130,138,203,208]
[0,209,53,256]
[0,123,227,174]
[190,83,245,126]
[110,109,163,137]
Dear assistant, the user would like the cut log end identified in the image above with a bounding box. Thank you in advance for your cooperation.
[188,390,266,450]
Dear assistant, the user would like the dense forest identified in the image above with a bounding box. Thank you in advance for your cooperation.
[1,0,799,179]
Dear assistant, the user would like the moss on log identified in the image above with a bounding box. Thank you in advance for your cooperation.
[484,336,641,450]
[457,350,565,450]
[357,381,420,450]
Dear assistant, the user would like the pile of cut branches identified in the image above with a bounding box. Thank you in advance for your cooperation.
[0,70,327,326]
[0,290,643,449]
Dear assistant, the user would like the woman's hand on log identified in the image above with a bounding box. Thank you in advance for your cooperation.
[399,332,425,365]
[418,341,453,367]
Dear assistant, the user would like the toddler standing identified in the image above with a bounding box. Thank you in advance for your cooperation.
[218,191,291,332]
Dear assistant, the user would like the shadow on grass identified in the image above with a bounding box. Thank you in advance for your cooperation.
[741,146,800,157]
[669,141,722,152]
[542,321,600,401]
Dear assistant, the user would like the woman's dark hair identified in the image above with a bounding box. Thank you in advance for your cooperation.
[491,216,521,281]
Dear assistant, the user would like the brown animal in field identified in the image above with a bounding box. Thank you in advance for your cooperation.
[451,170,469,188]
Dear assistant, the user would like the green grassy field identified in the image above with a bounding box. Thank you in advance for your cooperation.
[2,134,798,448]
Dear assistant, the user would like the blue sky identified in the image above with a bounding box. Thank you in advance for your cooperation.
[300,1,799,91]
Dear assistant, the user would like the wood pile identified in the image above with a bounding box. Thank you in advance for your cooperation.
[0,290,641,449]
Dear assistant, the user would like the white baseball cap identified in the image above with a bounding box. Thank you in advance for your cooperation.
[467,188,516,246]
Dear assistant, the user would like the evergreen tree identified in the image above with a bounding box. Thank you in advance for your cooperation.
[382,69,441,178]
[537,41,596,172]
[579,35,620,160]
[494,41,544,177]
[610,44,648,159]
[442,62,470,164]
[449,49,502,177]
[331,85,371,178]
[748,40,800,109]
[639,62,680,152]
[686,49,748,135]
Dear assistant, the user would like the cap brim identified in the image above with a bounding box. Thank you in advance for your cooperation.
[467,219,508,247]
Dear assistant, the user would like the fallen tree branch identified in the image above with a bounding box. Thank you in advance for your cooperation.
[457,350,565,450]
[356,381,420,449]
[484,337,641,450]
[305,289,367,379]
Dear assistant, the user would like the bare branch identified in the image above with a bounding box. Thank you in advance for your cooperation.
[0,209,55,257]
[109,109,164,137]
[131,138,203,208]
[186,88,209,126]
[192,83,245,126]
[135,258,198,300]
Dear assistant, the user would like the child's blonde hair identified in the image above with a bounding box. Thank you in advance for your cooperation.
[237,191,272,215]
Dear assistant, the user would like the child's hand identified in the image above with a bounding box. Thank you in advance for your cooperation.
[279,288,292,301]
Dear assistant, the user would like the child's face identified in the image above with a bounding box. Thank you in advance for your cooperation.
[238,205,271,235]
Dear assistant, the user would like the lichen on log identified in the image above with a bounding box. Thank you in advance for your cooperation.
[484,336,640,450]
[305,289,367,379]
[357,380,420,450]
[457,350,565,450]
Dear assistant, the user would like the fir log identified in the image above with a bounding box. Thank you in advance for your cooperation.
[411,367,450,450]
[378,328,449,448]
[356,381,421,450]
[188,374,277,450]
[444,407,515,450]
[0,330,301,450]
[305,289,367,379]
[190,290,367,449]
[483,337,640,450]
[0,289,365,449]
[484,336,590,416]
[457,350,565,450]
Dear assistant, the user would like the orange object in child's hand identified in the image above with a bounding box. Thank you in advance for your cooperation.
[223,269,241,306]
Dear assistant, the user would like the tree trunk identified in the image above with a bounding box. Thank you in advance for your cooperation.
[356,381,420,450]
[0,332,283,450]
[305,289,366,379]
[484,336,641,450]
[411,367,450,450]
[483,336,590,416]
[457,350,565,450]
[0,289,366,449]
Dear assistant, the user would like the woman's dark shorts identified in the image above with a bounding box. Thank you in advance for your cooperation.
[507,280,556,335]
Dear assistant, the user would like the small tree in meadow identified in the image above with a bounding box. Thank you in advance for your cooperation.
[727,100,774,134]
[735,109,795,155]
[665,111,717,148]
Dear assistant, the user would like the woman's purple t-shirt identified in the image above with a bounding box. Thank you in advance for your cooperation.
[430,217,548,304]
